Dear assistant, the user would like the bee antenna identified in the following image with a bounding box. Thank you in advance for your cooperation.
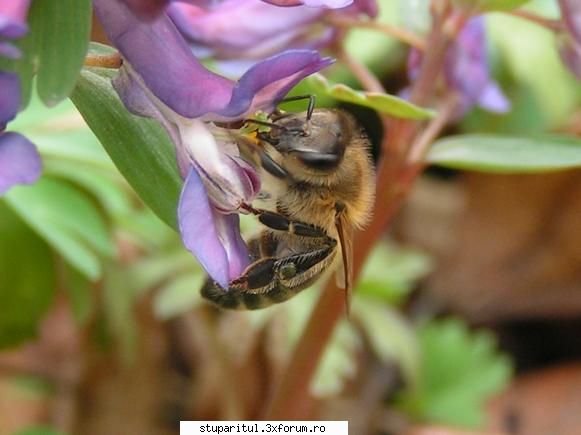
[244,119,288,131]
[277,95,316,121]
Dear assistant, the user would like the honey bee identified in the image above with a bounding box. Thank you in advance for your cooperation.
[201,99,375,310]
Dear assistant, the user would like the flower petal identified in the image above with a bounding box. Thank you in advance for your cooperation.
[0,71,20,128]
[477,82,511,113]
[94,0,234,118]
[215,50,334,119]
[0,41,21,59]
[176,120,260,211]
[118,0,170,20]
[97,0,333,120]
[444,17,510,114]
[0,132,42,195]
[179,166,241,287]
[261,0,353,7]
[168,0,322,59]
[0,0,30,39]
[214,212,250,281]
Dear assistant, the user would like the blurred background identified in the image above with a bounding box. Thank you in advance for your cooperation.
[1,0,581,434]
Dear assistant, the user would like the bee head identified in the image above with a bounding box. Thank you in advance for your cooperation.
[259,109,354,174]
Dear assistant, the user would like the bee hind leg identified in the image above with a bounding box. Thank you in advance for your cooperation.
[201,242,336,310]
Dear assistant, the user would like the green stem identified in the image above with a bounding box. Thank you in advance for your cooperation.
[263,1,463,420]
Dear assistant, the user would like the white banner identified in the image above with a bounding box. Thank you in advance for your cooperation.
[180,421,348,434]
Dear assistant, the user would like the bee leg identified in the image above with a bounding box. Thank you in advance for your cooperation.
[240,205,333,242]
[255,210,334,242]
[201,242,336,310]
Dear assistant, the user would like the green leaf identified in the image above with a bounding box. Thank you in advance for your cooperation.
[5,178,114,280]
[71,69,182,229]
[63,265,94,326]
[353,299,420,390]
[0,203,56,348]
[452,0,530,11]
[311,322,361,397]
[427,134,581,173]
[153,272,204,319]
[88,42,119,57]
[479,0,531,11]
[103,263,138,365]
[34,0,92,105]
[357,243,433,304]
[13,426,67,435]
[45,160,131,217]
[308,74,435,120]
[396,318,512,428]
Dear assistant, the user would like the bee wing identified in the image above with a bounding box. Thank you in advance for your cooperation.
[335,212,353,314]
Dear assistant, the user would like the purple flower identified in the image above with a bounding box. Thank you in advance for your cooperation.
[168,0,377,64]
[95,0,333,287]
[0,71,41,195]
[558,0,581,79]
[0,0,31,59]
[408,17,510,116]
[261,0,353,7]
[120,0,355,21]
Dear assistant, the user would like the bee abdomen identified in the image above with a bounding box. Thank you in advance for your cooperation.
[201,281,296,310]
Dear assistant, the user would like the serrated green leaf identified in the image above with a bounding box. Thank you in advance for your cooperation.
[71,69,182,230]
[129,248,199,293]
[4,178,114,280]
[153,272,204,319]
[308,74,435,120]
[396,318,512,428]
[45,160,131,217]
[353,299,420,390]
[0,203,56,348]
[357,243,433,304]
[427,134,581,173]
[34,0,92,105]
[311,322,361,397]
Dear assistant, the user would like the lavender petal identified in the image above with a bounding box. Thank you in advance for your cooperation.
[216,50,334,119]
[0,71,20,129]
[94,0,234,118]
[0,0,30,39]
[178,166,231,287]
[0,132,42,195]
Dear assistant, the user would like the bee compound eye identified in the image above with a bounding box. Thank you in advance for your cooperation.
[297,151,341,170]
[277,263,297,280]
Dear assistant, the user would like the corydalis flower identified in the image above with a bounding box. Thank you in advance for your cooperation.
[0,72,41,195]
[168,0,376,64]
[558,0,581,79]
[408,17,510,116]
[122,0,355,20]
[95,0,333,287]
[0,0,31,59]
[0,0,41,194]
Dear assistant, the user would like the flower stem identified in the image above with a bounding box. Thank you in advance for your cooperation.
[507,9,564,32]
[84,52,122,69]
[328,16,427,51]
[406,93,459,164]
[263,1,465,420]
